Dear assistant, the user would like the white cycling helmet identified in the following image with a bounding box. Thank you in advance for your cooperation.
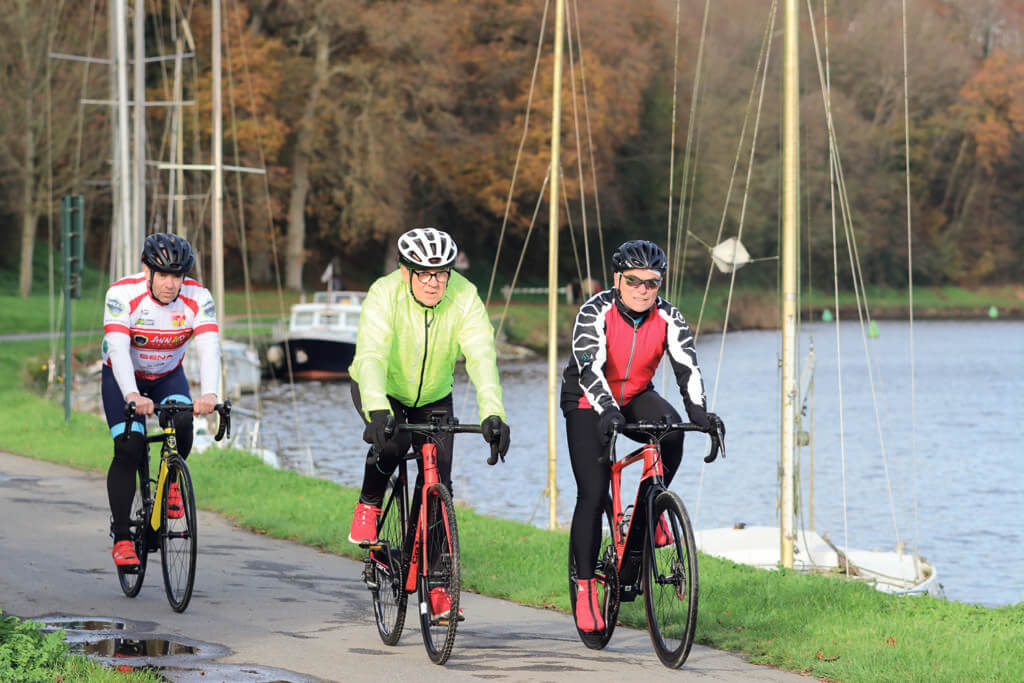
[397,227,458,269]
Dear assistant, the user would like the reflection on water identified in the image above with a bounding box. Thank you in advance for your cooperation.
[236,320,1023,607]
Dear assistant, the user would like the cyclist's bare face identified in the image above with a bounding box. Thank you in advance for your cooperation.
[401,265,449,307]
[615,268,662,313]
[145,266,185,304]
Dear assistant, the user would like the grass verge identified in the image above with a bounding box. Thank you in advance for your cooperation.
[1,339,1022,681]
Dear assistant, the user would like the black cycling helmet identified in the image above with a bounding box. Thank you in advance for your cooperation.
[141,232,195,275]
[612,240,667,274]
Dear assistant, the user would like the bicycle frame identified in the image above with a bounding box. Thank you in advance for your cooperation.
[608,441,668,596]
[402,439,446,593]
[605,421,721,597]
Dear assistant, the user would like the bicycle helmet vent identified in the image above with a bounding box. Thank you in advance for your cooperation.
[612,240,667,274]
[141,232,195,275]
[397,227,458,269]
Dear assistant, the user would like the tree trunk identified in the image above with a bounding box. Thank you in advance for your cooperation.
[18,95,36,298]
[285,26,330,291]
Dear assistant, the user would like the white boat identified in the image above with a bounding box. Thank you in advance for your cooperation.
[696,526,941,597]
[183,338,261,399]
[265,290,366,380]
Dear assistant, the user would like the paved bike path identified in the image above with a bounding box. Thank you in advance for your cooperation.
[0,450,805,682]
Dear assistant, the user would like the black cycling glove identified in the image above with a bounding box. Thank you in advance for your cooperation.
[686,404,712,432]
[596,408,626,446]
[707,412,725,438]
[362,410,391,453]
[481,415,511,461]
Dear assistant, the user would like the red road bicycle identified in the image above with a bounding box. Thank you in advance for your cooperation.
[569,418,723,668]
[361,411,501,665]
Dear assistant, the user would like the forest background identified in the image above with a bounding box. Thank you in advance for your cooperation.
[2,0,1023,298]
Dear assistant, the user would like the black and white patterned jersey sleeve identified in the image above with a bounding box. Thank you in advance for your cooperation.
[570,291,618,414]
[656,299,707,411]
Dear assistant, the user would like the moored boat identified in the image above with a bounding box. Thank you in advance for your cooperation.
[266,290,366,380]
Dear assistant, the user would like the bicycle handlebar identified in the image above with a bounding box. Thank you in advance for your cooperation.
[602,418,726,464]
[123,399,232,441]
[367,413,502,466]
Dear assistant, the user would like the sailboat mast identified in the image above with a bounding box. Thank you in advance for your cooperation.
[780,0,800,569]
[113,0,132,278]
[133,0,146,259]
[212,0,226,400]
[546,0,566,530]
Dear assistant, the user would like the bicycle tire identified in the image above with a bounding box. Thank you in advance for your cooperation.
[417,483,460,665]
[568,501,620,649]
[160,458,197,613]
[370,476,409,645]
[642,490,699,668]
[117,471,150,597]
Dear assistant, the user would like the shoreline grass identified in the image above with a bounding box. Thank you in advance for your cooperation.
[1,338,1022,681]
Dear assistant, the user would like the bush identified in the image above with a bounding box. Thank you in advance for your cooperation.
[0,611,69,682]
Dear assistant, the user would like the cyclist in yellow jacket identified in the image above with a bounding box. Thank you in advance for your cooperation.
[347,227,510,617]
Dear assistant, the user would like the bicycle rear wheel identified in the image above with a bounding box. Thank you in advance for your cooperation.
[160,459,197,612]
[117,471,150,597]
[642,490,698,668]
[417,483,460,665]
[568,501,620,649]
[370,476,408,645]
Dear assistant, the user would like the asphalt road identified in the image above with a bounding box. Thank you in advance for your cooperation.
[0,450,806,682]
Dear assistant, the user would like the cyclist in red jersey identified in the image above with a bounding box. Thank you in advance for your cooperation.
[560,240,724,633]
[100,233,221,569]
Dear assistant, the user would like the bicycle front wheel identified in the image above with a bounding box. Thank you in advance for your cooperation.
[160,459,197,612]
[417,483,460,665]
[117,471,150,597]
[642,490,698,669]
[371,476,408,645]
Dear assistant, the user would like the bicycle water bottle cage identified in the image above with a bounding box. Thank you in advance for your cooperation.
[620,505,634,537]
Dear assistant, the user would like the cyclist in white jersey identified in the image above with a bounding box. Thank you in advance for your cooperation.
[100,233,221,568]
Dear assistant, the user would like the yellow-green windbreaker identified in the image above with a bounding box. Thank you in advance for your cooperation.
[348,269,505,422]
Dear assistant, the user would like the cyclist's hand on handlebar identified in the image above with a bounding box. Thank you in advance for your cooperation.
[193,393,218,415]
[708,412,725,438]
[597,407,625,446]
[362,410,392,452]
[686,404,712,432]
[481,415,510,463]
[125,392,154,416]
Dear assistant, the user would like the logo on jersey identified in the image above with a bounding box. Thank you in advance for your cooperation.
[580,351,593,363]
[203,300,216,318]
[132,330,192,349]
[106,299,125,316]
[171,313,186,328]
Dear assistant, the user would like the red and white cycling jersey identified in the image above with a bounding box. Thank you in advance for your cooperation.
[102,272,220,396]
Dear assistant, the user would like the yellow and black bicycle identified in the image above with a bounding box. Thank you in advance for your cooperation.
[116,399,230,612]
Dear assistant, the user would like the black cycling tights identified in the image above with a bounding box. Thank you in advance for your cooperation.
[566,390,684,580]
[350,382,455,507]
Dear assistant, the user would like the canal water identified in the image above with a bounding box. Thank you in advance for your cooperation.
[236,319,1023,608]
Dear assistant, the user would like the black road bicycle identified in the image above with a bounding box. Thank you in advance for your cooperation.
[116,399,230,612]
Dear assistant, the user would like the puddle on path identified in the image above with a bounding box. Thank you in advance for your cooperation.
[40,616,314,682]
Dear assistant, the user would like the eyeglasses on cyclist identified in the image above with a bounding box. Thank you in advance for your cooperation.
[622,274,662,290]
[412,269,451,285]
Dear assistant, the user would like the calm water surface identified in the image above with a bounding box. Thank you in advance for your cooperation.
[241,319,1023,607]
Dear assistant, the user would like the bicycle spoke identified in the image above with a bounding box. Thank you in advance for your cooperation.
[643,491,698,668]
[160,462,197,612]
[418,484,460,664]
[369,479,408,646]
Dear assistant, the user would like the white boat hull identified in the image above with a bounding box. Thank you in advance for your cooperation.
[695,525,943,598]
